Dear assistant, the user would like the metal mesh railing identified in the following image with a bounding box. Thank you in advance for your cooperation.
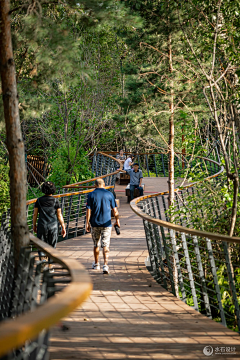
[131,156,240,333]
[26,186,114,241]
[106,150,220,178]
[0,216,92,359]
[25,152,121,240]
[63,152,121,192]
[0,151,119,358]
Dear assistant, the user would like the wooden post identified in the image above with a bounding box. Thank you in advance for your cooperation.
[0,0,29,266]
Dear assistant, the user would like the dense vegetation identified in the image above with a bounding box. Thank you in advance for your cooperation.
[0,0,240,335]
[1,0,240,232]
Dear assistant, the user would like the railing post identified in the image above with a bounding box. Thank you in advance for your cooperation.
[102,155,106,176]
[161,153,166,176]
[92,152,97,174]
[169,229,186,301]
[181,233,199,310]
[145,219,162,282]
[137,154,141,170]
[153,223,168,288]
[206,237,227,326]
[145,154,150,177]
[141,200,161,280]
[152,196,174,294]
[153,154,158,177]
[74,194,81,238]
[11,248,31,316]
[192,235,212,318]
[150,198,167,287]
[96,153,102,177]
[106,157,110,174]
[175,192,183,226]
[31,262,42,309]
[66,195,73,240]
[161,195,169,222]
[222,241,240,331]
[82,194,87,235]
[154,197,173,290]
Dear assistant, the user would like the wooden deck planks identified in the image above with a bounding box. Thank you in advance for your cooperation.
[50,178,240,360]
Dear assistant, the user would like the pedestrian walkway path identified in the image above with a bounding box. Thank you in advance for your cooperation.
[50,178,240,360]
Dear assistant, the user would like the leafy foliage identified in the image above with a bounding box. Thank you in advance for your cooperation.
[0,162,10,218]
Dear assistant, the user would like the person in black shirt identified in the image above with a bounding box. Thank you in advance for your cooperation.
[33,182,69,331]
[33,181,66,271]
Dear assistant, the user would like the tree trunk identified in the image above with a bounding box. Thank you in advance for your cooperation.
[0,0,29,266]
[168,33,175,207]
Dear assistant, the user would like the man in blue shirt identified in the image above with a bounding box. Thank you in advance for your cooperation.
[127,163,143,200]
[86,178,120,274]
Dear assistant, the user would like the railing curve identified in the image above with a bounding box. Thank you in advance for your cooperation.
[0,152,120,359]
[25,152,123,240]
[104,150,220,177]
[62,151,124,189]
[130,156,240,333]
[0,229,92,359]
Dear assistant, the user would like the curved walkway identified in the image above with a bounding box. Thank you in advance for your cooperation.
[50,179,240,360]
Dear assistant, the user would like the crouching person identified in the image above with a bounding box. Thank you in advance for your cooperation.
[33,181,66,272]
[86,178,120,274]
[127,163,143,201]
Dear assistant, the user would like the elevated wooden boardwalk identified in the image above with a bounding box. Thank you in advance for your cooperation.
[50,179,240,360]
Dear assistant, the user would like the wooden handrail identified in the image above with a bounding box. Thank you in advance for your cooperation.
[98,151,168,156]
[63,152,220,190]
[97,150,219,158]
[26,185,114,205]
[62,171,122,189]
[2,151,225,358]
[130,161,240,244]
[131,195,240,244]
[63,152,125,189]
[0,234,92,358]
[0,152,122,357]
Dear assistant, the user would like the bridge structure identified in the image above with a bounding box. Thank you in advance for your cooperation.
[0,151,240,359]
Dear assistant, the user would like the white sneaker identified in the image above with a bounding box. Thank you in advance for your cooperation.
[92,262,100,270]
[103,265,109,274]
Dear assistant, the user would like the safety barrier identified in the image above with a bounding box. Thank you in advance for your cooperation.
[0,213,92,359]
[26,152,122,240]
[131,156,240,332]
[63,152,122,190]
[0,151,121,359]
[2,149,236,360]
[105,150,219,177]
[26,185,115,241]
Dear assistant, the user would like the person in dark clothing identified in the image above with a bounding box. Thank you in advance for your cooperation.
[86,178,120,274]
[33,181,69,331]
[33,181,66,272]
[126,163,143,200]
